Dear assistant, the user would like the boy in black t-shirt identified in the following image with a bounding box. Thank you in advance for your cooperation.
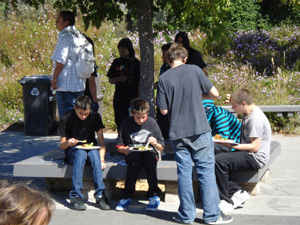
[115,98,164,211]
[57,95,111,211]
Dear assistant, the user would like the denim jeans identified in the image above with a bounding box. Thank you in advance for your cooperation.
[67,147,105,199]
[56,91,83,119]
[171,132,220,224]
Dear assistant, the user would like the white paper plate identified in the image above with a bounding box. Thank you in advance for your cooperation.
[76,146,100,150]
[213,139,238,145]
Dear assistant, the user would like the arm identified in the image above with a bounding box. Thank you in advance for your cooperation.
[202,67,208,77]
[59,136,78,150]
[88,76,98,102]
[108,76,128,84]
[149,136,164,151]
[96,128,106,169]
[160,109,168,115]
[117,146,131,156]
[224,137,261,153]
[51,62,64,90]
[206,86,219,100]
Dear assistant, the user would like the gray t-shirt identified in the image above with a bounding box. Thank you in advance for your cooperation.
[157,64,213,140]
[241,107,272,167]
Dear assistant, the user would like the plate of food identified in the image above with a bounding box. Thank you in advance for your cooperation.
[213,134,238,145]
[129,146,151,152]
[77,143,100,150]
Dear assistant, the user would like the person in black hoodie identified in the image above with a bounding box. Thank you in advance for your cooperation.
[174,31,208,76]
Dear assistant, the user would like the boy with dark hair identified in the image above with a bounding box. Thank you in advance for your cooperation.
[215,89,271,214]
[115,98,164,211]
[51,10,85,119]
[57,95,111,211]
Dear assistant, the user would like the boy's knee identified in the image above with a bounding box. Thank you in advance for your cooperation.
[75,150,88,159]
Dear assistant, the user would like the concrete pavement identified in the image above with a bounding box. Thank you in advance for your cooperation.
[0,131,300,224]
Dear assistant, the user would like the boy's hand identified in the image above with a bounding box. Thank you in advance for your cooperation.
[101,160,106,170]
[68,138,78,147]
[149,136,158,147]
[117,146,131,156]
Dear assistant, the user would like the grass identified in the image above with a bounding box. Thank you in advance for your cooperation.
[1,5,300,134]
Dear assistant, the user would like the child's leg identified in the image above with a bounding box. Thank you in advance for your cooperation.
[67,148,88,199]
[121,152,142,199]
[87,150,105,198]
[143,151,162,198]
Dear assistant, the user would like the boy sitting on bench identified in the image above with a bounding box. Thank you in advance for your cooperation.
[215,89,271,214]
[57,95,111,211]
[115,98,164,211]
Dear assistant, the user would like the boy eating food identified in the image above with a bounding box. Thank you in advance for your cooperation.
[115,98,164,211]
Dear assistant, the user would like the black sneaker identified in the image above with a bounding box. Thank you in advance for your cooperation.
[70,197,86,211]
[206,212,233,224]
[95,196,111,210]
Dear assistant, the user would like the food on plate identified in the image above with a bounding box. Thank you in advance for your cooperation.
[132,146,151,150]
[214,134,228,141]
[80,143,94,147]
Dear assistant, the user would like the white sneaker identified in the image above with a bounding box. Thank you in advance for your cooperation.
[219,200,234,214]
[231,189,250,209]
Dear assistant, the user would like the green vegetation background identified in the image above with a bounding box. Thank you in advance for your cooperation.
[1,4,300,134]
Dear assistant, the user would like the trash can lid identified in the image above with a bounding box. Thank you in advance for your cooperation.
[18,75,52,84]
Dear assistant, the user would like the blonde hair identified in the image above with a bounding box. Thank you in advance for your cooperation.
[231,89,254,105]
[0,184,55,225]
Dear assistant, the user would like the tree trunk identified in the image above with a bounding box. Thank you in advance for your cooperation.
[137,0,155,117]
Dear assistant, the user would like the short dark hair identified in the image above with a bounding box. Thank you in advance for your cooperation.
[130,98,149,115]
[166,43,188,64]
[75,96,92,110]
[59,10,75,26]
[231,89,254,105]
[118,38,135,58]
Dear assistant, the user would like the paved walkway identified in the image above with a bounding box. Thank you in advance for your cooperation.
[0,132,300,224]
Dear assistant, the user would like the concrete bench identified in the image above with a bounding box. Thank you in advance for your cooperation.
[221,105,300,117]
[13,141,281,202]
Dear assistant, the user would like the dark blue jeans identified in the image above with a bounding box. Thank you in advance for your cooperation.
[67,147,105,199]
[56,91,83,119]
[171,132,220,224]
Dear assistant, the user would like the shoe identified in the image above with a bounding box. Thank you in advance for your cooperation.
[231,189,250,209]
[173,217,193,224]
[70,197,86,211]
[95,196,111,210]
[206,212,233,224]
[146,196,160,211]
[116,198,131,211]
[219,200,234,214]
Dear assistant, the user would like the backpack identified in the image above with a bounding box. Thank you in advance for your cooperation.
[68,30,95,79]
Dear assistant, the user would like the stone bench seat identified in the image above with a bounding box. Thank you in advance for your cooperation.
[13,141,281,201]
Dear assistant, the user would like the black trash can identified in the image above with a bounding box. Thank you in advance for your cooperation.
[18,75,57,136]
